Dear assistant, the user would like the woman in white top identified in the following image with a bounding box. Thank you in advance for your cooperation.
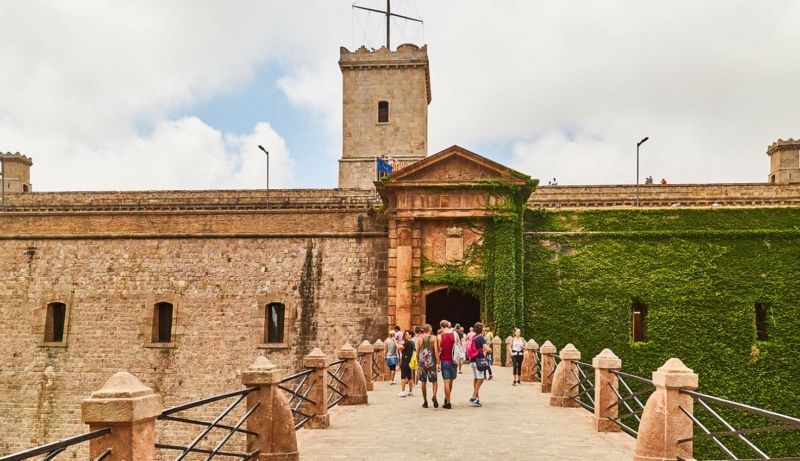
[385,331,400,384]
[510,328,526,385]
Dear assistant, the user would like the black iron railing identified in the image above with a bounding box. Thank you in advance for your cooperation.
[279,368,317,430]
[545,353,561,382]
[606,370,655,437]
[372,353,381,381]
[571,360,596,412]
[156,387,260,461]
[0,428,112,461]
[531,351,542,382]
[326,359,349,409]
[676,390,800,460]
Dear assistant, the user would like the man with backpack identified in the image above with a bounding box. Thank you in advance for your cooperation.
[437,319,464,409]
[468,322,492,407]
[417,324,440,408]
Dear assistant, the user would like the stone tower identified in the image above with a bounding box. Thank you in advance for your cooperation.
[1,152,33,193]
[338,44,431,189]
[767,139,800,184]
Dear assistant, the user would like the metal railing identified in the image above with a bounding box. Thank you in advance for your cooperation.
[326,359,349,409]
[570,360,596,412]
[155,387,260,461]
[676,390,800,460]
[0,428,112,461]
[606,370,655,437]
[372,353,382,381]
[278,368,317,430]
[545,353,561,381]
[531,351,542,382]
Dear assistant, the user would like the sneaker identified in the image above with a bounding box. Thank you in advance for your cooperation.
[513,382,518,386]
[432,396,439,408]
[469,397,476,404]
[422,401,428,408]
[398,391,407,397]
[408,391,414,396]
[488,375,493,380]
[472,399,482,407]
[443,402,452,409]
[390,381,397,385]
[458,371,463,374]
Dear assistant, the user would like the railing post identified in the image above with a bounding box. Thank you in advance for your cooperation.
[540,341,557,393]
[550,343,581,407]
[302,348,330,429]
[358,340,374,391]
[241,356,299,461]
[521,339,539,383]
[505,336,513,367]
[634,358,698,461]
[337,343,368,405]
[592,348,622,432]
[81,372,162,461]
[373,339,386,382]
[491,336,502,367]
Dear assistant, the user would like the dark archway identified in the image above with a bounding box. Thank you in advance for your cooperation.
[425,289,480,330]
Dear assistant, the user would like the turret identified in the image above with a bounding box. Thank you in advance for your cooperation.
[1,152,33,193]
[767,139,800,184]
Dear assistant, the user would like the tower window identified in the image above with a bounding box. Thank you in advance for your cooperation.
[152,302,174,343]
[378,101,389,123]
[265,302,285,344]
[755,303,768,341]
[45,302,66,343]
[631,302,646,343]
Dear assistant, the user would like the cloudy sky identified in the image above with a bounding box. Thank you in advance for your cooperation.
[2,1,798,191]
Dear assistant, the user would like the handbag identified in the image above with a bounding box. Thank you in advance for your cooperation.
[386,356,398,366]
[409,351,419,371]
[451,332,466,365]
[475,356,490,372]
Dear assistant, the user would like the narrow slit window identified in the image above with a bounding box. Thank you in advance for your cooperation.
[265,303,285,344]
[45,302,66,342]
[378,101,389,123]
[153,302,174,343]
[755,303,768,341]
[632,302,646,343]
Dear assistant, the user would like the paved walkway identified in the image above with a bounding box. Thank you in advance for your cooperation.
[296,366,635,460]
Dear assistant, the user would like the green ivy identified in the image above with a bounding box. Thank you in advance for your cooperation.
[525,207,800,457]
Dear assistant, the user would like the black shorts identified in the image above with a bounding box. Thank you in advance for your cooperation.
[400,365,413,380]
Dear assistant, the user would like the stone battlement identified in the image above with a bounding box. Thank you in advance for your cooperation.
[528,183,800,208]
[1,151,33,165]
[339,44,431,103]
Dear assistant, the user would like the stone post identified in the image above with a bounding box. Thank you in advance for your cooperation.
[539,341,557,393]
[336,343,368,405]
[302,348,330,429]
[358,340,374,391]
[491,336,502,367]
[395,220,413,329]
[241,356,299,461]
[634,358,698,461]
[505,336,513,367]
[521,339,539,383]
[372,339,386,382]
[81,372,163,461]
[592,348,622,432]
[550,343,581,407]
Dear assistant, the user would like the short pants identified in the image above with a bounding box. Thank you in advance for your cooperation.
[470,361,486,380]
[419,369,438,383]
[400,365,413,380]
[441,361,457,380]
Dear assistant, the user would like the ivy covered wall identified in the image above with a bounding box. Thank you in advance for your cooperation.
[524,207,800,456]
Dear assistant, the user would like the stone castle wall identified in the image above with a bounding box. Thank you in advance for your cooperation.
[0,190,388,454]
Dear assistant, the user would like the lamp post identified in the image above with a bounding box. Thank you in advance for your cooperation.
[636,137,649,207]
[1,155,5,212]
[258,145,269,209]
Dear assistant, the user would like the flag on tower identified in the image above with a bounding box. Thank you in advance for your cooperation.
[376,157,393,177]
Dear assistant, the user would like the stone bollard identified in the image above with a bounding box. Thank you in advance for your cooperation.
[634,358,698,461]
[592,349,622,432]
[539,341,557,393]
[241,356,299,461]
[81,372,163,461]
[336,343,368,405]
[521,339,539,383]
[358,340,375,391]
[550,343,581,407]
[505,336,513,367]
[373,339,386,382]
[491,336,503,367]
[303,348,330,429]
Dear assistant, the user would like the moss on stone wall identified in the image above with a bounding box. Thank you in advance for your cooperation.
[524,207,800,457]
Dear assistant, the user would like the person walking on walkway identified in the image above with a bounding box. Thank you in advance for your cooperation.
[417,324,440,408]
[470,322,491,407]
[437,319,460,409]
[385,330,399,385]
[511,328,525,385]
[397,330,415,397]
[412,326,422,388]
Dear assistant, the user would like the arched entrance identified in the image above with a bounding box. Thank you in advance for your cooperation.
[424,288,480,330]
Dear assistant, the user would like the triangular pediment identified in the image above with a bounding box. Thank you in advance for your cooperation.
[384,145,528,185]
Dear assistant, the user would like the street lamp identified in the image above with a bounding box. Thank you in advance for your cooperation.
[1,155,5,212]
[258,145,269,209]
[636,137,649,207]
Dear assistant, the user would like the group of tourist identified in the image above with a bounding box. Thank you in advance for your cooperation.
[644,175,668,185]
[385,320,525,408]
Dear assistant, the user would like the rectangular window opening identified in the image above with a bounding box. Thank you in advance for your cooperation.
[632,301,646,343]
[755,303,768,341]
[266,303,285,344]
[378,101,389,123]
[45,302,66,343]
[153,302,174,343]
